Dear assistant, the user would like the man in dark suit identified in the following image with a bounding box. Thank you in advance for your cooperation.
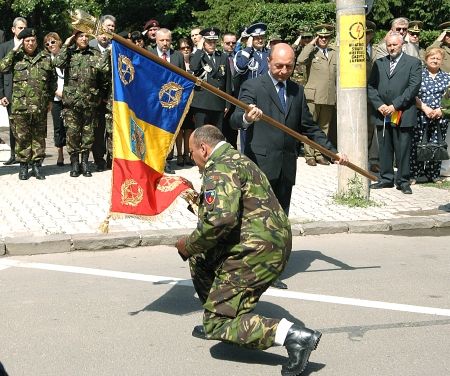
[368,32,421,194]
[0,17,27,165]
[149,27,186,174]
[190,27,232,131]
[0,29,4,44]
[231,43,347,215]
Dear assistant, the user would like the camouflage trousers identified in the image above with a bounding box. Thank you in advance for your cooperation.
[105,112,113,158]
[63,107,95,155]
[189,238,291,350]
[10,112,47,163]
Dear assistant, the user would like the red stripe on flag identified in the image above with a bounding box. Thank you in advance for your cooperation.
[111,158,190,216]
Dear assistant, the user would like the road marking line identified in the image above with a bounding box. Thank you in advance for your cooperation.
[1,258,450,317]
[0,265,11,271]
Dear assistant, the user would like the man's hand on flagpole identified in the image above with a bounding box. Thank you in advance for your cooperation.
[334,152,349,165]
[175,237,189,261]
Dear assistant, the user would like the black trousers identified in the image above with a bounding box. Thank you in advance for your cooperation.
[377,125,413,187]
[192,108,224,131]
[269,170,293,216]
[6,105,15,156]
[92,103,106,164]
[51,101,66,147]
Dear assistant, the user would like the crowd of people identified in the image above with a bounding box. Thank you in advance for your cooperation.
[1,15,450,187]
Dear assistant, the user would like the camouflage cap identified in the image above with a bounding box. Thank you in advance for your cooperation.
[314,24,334,37]
[438,21,450,33]
[268,33,282,42]
[17,28,36,40]
[408,20,423,33]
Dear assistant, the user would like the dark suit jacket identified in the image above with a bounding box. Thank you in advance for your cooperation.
[0,30,5,44]
[231,73,337,185]
[149,48,186,71]
[368,53,422,127]
[190,49,232,111]
[0,39,15,101]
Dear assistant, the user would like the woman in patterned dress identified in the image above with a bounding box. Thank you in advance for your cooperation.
[410,47,450,183]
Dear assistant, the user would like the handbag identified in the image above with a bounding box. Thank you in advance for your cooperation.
[416,120,449,162]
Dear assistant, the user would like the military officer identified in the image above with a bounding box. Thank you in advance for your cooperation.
[53,29,110,178]
[0,28,55,180]
[190,27,232,130]
[143,19,159,49]
[404,21,425,61]
[292,28,313,85]
[176,125,322,376]
[297,24,337,166]
[373,17,409,60]
[431,22,450,73]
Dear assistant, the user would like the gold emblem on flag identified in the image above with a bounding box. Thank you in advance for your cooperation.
[121,179,144,206]
[159,82,183,109]
[118,54,135,85]
[157,176,183,192]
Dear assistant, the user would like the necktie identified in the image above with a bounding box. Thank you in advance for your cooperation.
[323,48,328,59]
[162,52,167,61]
[277,81,286,112]
[209,54,215,65]
[228,54,235,75]
[389,59,396,76]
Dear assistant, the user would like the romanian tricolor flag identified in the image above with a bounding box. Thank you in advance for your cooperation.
[109,40,194,217]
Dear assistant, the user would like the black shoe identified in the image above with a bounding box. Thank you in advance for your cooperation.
[271,278,288,289]
[81,151,92,177]
[282,325,322,376]
[396,184,412,194]
[95,159,106,172]
[18,163,29,180]
[192,325,206,340]
[370,182,394,189]
[70,153,80,177]
[3,156,17,165]
[164,164,175,174]
[31,162,45,180]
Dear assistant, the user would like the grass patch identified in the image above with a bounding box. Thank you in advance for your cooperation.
[421,180,450,190]
[332,175,381,208]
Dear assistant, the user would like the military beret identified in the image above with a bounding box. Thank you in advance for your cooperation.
[408,21,423,33]
[438,21,450,33]
[314,24,334,37]
[200,27,220,40]
[366,21,376,33]
[144,19,159,30]
[246,22,267,37]
[17,28,36,40]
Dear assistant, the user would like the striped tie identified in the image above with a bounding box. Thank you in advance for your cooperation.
[389,59,396,76]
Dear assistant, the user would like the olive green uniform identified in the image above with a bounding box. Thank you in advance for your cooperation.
[0,49,54,163]
[185,143,292,350]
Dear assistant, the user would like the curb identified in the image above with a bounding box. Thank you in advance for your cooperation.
[1,215,450,256]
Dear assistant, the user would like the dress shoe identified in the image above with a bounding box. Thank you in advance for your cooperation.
[95,159,106,172]
[396,184,412,194]
[282,325,322,376]
[164,164,175,174]
[315,156,330,165]
[370,164,381,173]
[370,182,394,189]
[3,156,17,165]
[305,159,316,166]
[271,278,288,289]
[56,161,64,167]
[192,325,206,340]
[184,154,195,166]
[176,155,184,167]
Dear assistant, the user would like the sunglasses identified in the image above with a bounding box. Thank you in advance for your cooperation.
[409,32,419,36]
[224,41,236,45]
[395,27,407,32]
[45,40,57,47]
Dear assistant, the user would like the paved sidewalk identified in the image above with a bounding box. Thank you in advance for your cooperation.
[1,122,450,255]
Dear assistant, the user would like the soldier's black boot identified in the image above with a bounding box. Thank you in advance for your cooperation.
[31,161,45,180]
[70,153,80,177]
[18,162,29,180]
[80,151,92,177]
[281,325,322,376]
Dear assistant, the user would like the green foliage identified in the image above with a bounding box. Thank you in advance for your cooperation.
[332,175,381,208]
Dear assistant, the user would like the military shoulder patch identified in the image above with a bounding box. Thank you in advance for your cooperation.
[204,190,216,206]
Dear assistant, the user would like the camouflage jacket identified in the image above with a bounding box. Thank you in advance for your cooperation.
[0,49,55,114]
[186,143,292,265]
[53,45,110,110]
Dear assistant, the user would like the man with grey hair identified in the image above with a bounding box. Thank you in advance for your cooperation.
[368,32,421,194]
[374,17,410,60]
[0,16,27,165]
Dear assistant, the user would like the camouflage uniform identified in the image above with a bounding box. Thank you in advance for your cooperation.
[53,45,110,155]
[0,48,54,163]
[185,142,292,350]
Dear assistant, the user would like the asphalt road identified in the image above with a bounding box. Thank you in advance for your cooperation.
[1,232,449,376]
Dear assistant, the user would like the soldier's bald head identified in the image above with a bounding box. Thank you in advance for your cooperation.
[191,125,225,148]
